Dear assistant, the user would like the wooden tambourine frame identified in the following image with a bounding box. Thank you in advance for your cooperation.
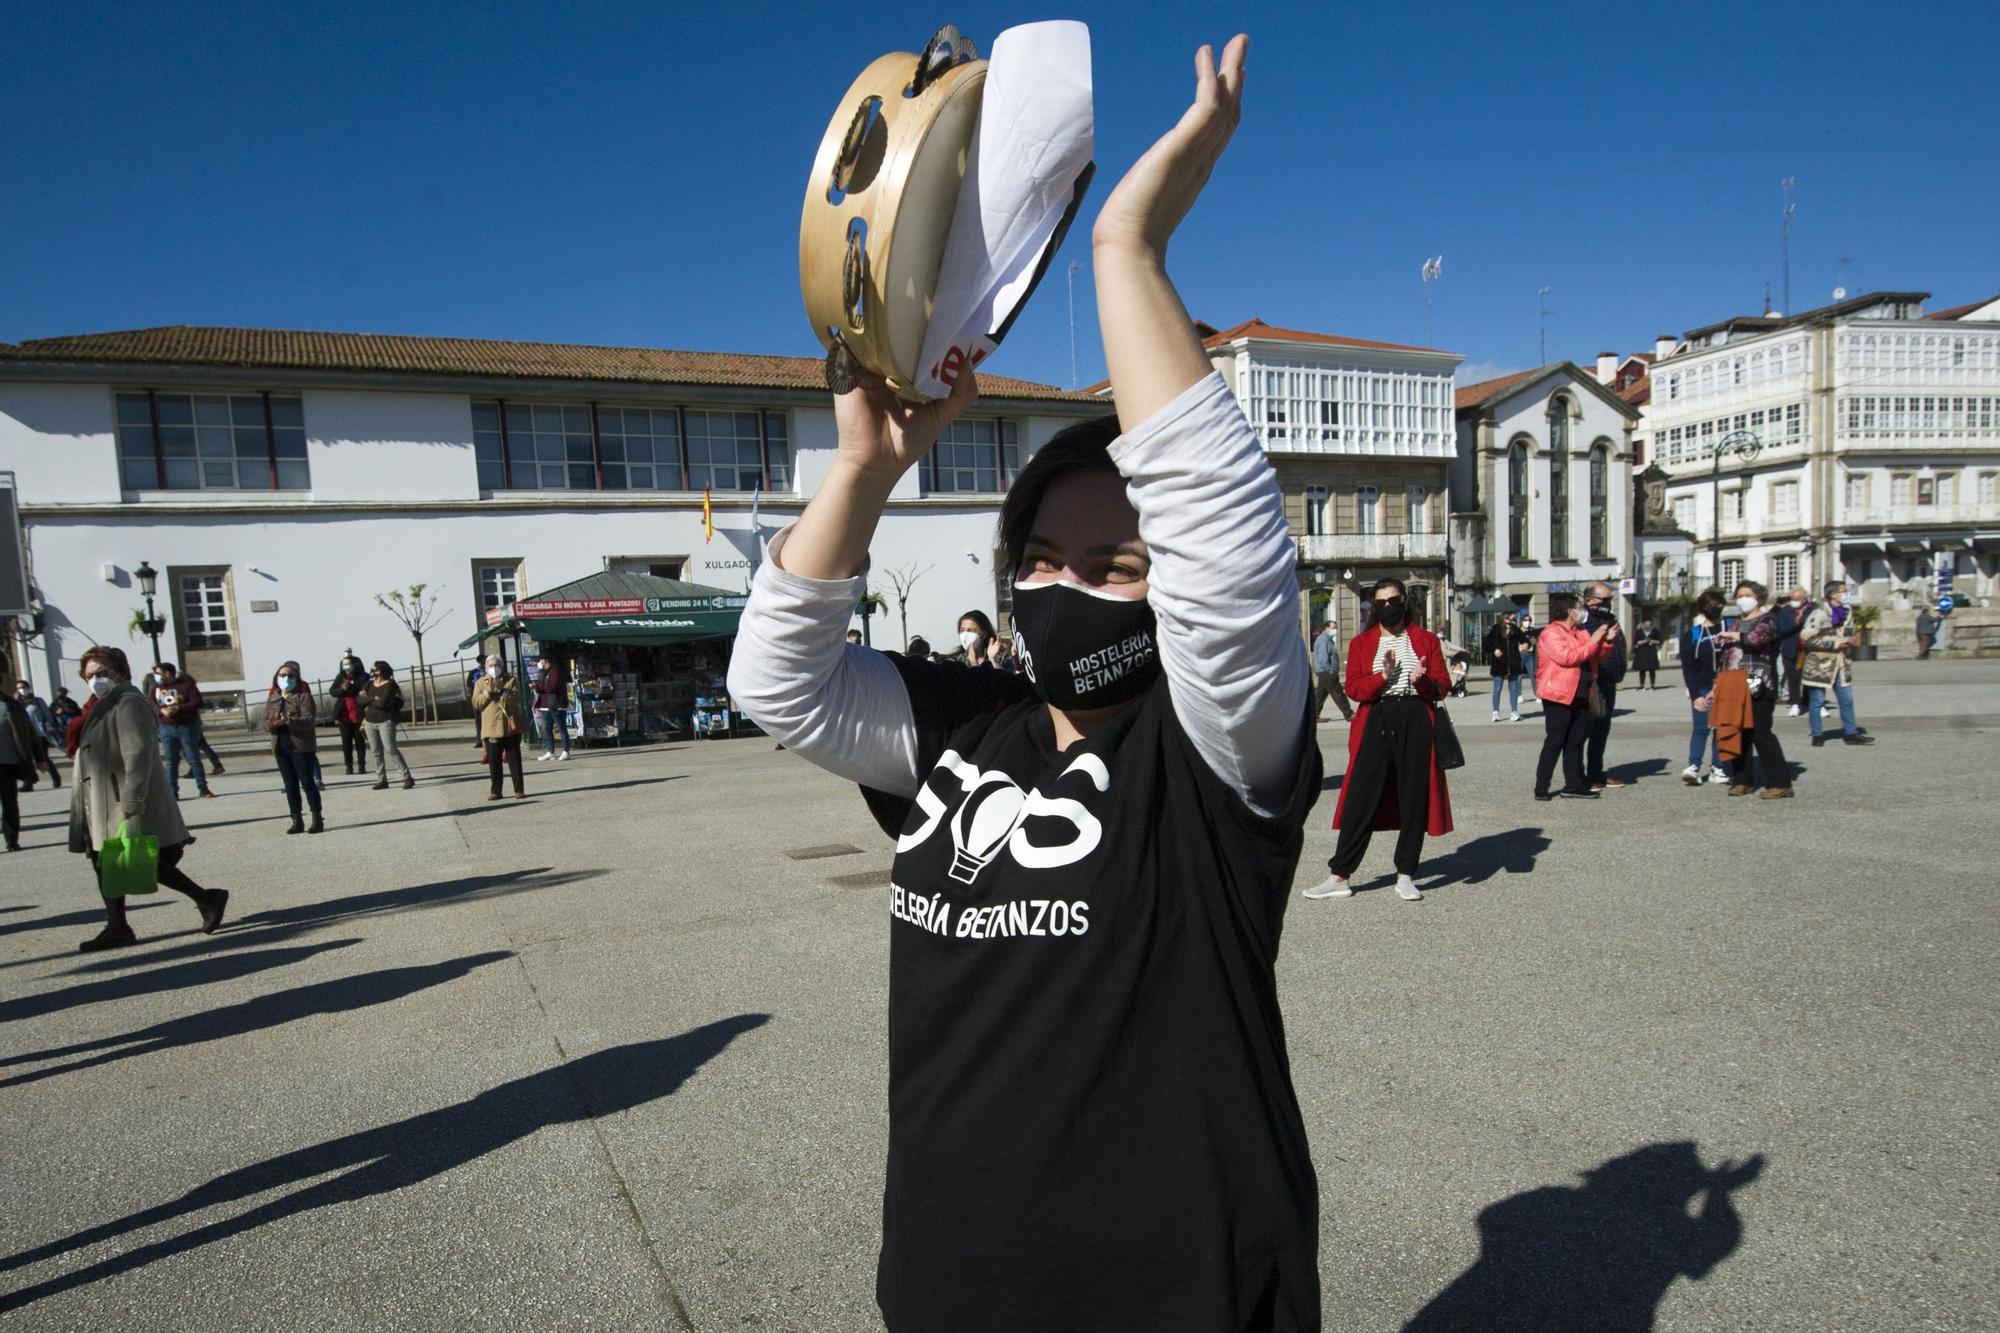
[801,44,987,399]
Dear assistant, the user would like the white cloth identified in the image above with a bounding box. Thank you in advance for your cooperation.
[728,372,1309,814]
[1373,632,1423,697]
[913,21,1094,400]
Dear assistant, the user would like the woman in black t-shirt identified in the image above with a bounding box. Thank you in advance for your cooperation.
[732,35,1323,1332]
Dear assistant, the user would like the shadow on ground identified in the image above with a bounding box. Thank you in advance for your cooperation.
[0,951,513,1089]
[1418,827,1551,890]
[1403,1141,1766,1332]
[0,1013,772,1313]
[0,941,360,1024]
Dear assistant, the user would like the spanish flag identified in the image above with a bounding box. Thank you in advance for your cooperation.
[702,486,713,544]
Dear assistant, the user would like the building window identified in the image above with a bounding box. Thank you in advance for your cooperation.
[1723,489,1744,521]
[1978,472,1997,506]
[477,562,522,617]
[1916,476,1935,506]
[1405,485,1428,535]
[178,573,233,648]
[1587,442,1610,559]
[1303,485,1328,537]
[1549,451,1571,559]
[1772,553,1799,593]
[1937,472,1957,506]
[1891,474,1912,506]
[597,407,684,491]
[115,391,308,491]
[500,402,596,490]
[1846,473,1870,511]
[1673,496,1696,532]
[1355,486,1379,535]
[1548,396,1570,454]
[1772,480,1799,522]
[687,410,779,492]
[928,419,1019,493]
[1507,439,1530,559]
[1721,558,1746,590]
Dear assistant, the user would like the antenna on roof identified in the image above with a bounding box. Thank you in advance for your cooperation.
[1781,177,1797,316]
[1538,286,1551,364]
[1421,256,1443,345]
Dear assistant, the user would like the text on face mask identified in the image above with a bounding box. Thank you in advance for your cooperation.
[1067,630,1155,693]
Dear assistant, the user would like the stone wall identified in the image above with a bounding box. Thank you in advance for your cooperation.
[1866,606,2000,658]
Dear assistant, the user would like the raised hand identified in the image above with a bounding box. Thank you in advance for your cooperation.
[831,369,979,486]
[1092,35,1247,260]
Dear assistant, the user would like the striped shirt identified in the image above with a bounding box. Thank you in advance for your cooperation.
[1372,631,1423,696]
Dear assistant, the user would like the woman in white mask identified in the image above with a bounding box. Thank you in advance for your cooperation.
[729,35,1324,1330]
[1715,580,1796,797]
[950,610,999,668]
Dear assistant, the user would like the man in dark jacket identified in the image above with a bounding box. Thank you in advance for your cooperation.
[151,662,215,800]
[1774,588,1812,714]
[1581,583,1627,790]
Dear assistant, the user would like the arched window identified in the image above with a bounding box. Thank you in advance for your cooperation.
[1549,443,1571,560]
[1507,439,1530,560]
[1588,441,1611,558]
[1548,395,1571,455]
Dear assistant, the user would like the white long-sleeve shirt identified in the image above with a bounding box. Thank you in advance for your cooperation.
[727,372,1310,815]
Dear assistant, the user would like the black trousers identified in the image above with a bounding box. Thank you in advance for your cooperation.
[1330,696,1432,877]
[1736,695,1794,789]
[1536,699,1588,795]
[337,720,369,769]
[0,762,21,846]
[90,842,207,919]
[1584,683,1616,783]
[486,734,524,796]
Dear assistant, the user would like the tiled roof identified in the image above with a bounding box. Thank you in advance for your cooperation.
[1453,369,1536,411]
[1199,318,1454,357]
[1619,374,1651,407]
[1922,295,2000,321]
[0,325,1101,402]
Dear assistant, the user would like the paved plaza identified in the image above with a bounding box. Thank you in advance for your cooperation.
[1,661,1994,1330]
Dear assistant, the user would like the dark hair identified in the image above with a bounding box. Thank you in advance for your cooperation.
[1734,579,1768,603]
[372,660,393,677]
[1369,578,1407,601]
[157,661,178,675]
[1693,587,1727,618]
[1822,580,1845,599]
[80,645,132,680]
[1549,591,1580,621]
[957,609,997,640]
[906,636,932,659]
[269,659,310,698]
[996,415,1123,574]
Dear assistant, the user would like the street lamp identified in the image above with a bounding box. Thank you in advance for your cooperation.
[857,585,877,647]
[133,560,167,667]
[1710,430,1763,588]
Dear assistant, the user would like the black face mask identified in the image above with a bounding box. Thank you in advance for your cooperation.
[1010,580,1160,711]
[1374,601,1407,631]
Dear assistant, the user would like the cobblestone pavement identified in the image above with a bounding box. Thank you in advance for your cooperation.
[2,660,1994,1330]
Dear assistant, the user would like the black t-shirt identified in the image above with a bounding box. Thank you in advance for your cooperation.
[862,657,1324,1332]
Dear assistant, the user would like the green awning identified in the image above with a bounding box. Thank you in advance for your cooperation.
[456,570,748,651]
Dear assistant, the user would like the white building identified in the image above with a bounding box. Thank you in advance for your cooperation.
[1449,362,1638,634]
[0,326,1106,697]
[1645,291,2000,604]
[1193,318,1461,637]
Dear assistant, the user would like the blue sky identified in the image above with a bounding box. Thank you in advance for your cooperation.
[4,1,1996,389]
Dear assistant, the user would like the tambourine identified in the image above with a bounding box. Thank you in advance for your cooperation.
[801,26,986,399]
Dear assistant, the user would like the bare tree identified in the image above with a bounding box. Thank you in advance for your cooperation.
[882,563,933,651]
[375,584,451,722]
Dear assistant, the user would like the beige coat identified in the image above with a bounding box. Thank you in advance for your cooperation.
[1799,605,1854,690]
[473,676,523,741]
[70,686,189,852]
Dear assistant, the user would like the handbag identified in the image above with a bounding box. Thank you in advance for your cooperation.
[99,819,160,899]
[1585,678,1609,720]
[1432,704,1466,771]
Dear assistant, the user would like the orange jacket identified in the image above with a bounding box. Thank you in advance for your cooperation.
[1710,669,1755,762]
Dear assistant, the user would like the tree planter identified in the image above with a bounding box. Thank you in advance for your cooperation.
[1849,645,1879,661]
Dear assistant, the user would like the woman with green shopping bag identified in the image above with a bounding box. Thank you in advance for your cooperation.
[70,646,227,952]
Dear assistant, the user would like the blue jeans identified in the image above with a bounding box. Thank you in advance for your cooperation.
[1490,675,1521,713]
[537,708,570,753]
[1523,652,1537,692]
[158,724,210,795]
[1805,681,1857,738]
[275,747,322,817]
[1688,707,1722,770]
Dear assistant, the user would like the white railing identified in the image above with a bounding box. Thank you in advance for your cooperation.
[1296,533,1448,562]
[1844,504,1987,527]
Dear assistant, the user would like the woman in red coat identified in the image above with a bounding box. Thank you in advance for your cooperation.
[1305,578,1454,903]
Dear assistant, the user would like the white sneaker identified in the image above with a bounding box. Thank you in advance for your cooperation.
[536,751,555,762]
[1492,710,1501,722]
[558,751,572,761]
[1509,711,1521,722]
[1787,705,1801,717]
[1681,764,1701,785]
[1302,875,1352,899]
[1706,769,1731,785]
[1394,875,1424,901]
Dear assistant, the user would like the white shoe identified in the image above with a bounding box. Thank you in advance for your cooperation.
[1394,875,1424,901]
[1492,711,1501,722]
[1787,705,1801,717]
[1706,769,1730,785]
[1303,874,1352,899]
[1509,711,1521,722]
[1681,764,1701,785]
[536,751,555,762]
[558,751,572,761]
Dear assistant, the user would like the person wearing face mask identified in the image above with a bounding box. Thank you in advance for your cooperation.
[1579,582,1627,791]
[951,610,1001,668]
[1678,590,1732,785]
[330,652,371,775]
[69,646,228,948]
[1798,580,1875,748]
[1531,592,1618,800]
[1306,578,1452,901]
[265,661,325,833]
[1713,581,1795,798]
[360,659,418,788]
[729,40,1327,1328]
[1775,588,1812,716]
[532,654,572,761]
[149,660,215,801]
[1631,615,1663,691]
[473,654,526,800]
[14,678,64,789]
[1482,610,1525,722]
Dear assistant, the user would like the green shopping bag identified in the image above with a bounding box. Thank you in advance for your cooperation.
[99,820,160,899]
